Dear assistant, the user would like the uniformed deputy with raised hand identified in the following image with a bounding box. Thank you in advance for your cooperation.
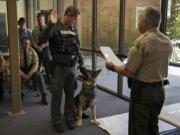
[106,7,173,135]
[38,6,84,133]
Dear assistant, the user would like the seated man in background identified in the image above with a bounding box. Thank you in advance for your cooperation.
[20,37,48,105]
[0,50,9,101]
[0,52,5,101]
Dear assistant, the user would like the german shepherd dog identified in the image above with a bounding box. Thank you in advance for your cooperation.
[74,66,101,127]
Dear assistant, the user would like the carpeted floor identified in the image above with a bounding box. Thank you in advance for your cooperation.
[0,80,180,135]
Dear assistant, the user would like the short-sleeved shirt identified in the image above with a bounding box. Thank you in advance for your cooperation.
[32,26,47,48]
[20,47,39,75]
[18,28,32,45]
[126,28,173,82]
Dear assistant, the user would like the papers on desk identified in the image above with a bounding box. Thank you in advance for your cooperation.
[100,46,123,67]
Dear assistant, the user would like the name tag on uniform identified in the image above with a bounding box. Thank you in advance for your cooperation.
[60,30,76,36]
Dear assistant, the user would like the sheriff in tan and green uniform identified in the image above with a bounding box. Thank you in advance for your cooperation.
[106,7,173,135]
[126,28,172,135]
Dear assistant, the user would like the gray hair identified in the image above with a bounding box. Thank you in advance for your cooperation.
[144,7,161,28]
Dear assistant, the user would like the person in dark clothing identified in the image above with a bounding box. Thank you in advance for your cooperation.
[39,6,84,133]
[32,13,52,85]
[0,53,5,101]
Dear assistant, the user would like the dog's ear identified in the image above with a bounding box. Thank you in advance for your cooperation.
[78,74,87,80]
[79,65,88,76]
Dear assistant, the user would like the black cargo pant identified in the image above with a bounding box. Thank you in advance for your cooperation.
[0,72,4,96]
[21,71,47,96]
[37,47,52,84]
[128,80,165,135]
[51,65,77,125]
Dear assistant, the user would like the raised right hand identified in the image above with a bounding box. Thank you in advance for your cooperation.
[49,9,58,24]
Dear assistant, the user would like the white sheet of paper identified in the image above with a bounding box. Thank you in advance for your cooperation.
[159,103,180,128]
[98,113,175,135]
[100,46,123,67]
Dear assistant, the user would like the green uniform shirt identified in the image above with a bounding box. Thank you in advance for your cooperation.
[32,26,46,48]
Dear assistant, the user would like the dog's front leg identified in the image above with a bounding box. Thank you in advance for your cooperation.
[76,104,83,127]
[91,100,101,125]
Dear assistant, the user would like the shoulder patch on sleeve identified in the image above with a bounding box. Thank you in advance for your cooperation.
[129,40,140,55]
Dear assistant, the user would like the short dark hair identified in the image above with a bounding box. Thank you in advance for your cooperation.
[144,7,161,28]
[64,6,80,16]
[18,17,26,24]
[37,13,45,18]
[21,37,30,44]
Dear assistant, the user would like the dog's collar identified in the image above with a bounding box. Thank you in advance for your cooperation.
[82,84,96,90]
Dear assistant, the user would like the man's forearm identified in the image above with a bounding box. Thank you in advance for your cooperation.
[108,63,134,78]
[20,70,26,78]
[114,66,134,78]
[28,64,38,77]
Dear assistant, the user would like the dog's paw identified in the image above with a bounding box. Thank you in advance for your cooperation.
[91,120,101,125]
[76,120,82,127]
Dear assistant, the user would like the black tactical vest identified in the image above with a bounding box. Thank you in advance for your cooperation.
[49,22,79,65]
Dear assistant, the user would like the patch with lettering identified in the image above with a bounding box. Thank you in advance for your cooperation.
[128,41,140,56]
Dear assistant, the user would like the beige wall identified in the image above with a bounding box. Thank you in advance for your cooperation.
[77,0,92,49]
[125,0,161,48]
[17,0,26,19]
[0,0,25,35]
[39,0,54,10]
[0,0,25,20]
[0,1,7,13]
[97,0,120,50]
[77,0,120,50]
[59,0,73,17]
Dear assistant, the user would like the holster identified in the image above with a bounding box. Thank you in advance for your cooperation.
[128,78,132,89]
[49,61,57,75]
[49,57,77,75]
[131,80,142,101]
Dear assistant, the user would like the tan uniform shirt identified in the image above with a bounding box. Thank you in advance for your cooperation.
[126,28,173,82]
[20,47,39,76]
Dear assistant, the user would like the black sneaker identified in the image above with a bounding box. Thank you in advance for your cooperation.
[21,92,24,100]
[0,95,4,102]
[66,120,76,129]
[41,95,48,105]
[53,123,65,133]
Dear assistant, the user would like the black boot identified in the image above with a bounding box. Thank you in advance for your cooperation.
[0,73,4,102]
[41,95,48,105]
[21,92,24,100]
[66,120,76,129]
[82,112,90,119]
[0,94,4,102]
[53,123,65,133]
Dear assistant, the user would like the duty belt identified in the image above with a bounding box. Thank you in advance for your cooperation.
[131,80,164,88]
[139,81,163,88]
